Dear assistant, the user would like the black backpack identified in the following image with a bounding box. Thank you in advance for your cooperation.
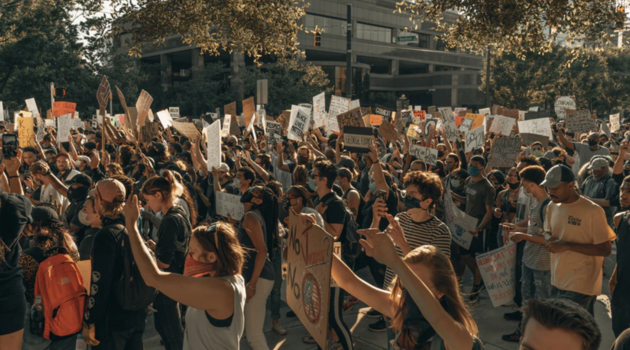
[323,194,361,265]
[539,198,551,225]
[111,224,157,311]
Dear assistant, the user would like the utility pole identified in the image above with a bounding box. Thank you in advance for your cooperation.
[485,47,491,107]
[50,82,55,118]
[346,4,352,98]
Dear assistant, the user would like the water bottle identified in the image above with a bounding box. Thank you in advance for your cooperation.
[76,333,87,350]
[30,295,44,336]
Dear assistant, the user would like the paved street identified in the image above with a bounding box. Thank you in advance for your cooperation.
[144,255,618,349]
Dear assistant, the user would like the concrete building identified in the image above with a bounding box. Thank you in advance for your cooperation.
[123,0,486,110]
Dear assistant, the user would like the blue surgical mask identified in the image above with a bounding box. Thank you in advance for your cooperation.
[468,166,481,177]
[369,182,377,193]
[308,178,317,190]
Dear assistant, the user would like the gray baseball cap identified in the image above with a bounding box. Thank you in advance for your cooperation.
[587,158,609,170]
[540,165,575,188]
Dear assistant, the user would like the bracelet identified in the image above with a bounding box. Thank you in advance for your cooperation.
[247,285,256,291]
[8,175,19,179]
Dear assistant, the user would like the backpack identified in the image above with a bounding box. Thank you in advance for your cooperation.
[33,250,86,340]
[539,198,551,226]
[323,194,361,265]
[111,224,157,311]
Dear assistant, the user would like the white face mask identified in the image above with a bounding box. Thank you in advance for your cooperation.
[233,178,241,187]
[78,211,92,226]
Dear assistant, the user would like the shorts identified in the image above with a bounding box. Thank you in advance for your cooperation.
[459,229,489,256]
[0,290,26,335]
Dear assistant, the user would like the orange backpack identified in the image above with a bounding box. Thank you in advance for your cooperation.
[34,253,87,340]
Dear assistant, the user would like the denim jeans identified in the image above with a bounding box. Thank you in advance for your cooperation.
[154,292,184,350]
[550,286,597,316]
[521,265,551,302]
[269,248,283,321]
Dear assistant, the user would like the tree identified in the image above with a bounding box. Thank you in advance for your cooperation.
[241,60,330,117]
[109,0,308,63]
[397,0,621,58]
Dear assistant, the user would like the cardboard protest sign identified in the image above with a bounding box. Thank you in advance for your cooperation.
[427,106,436,114]
[477,243,517,307]
[57,114,72,146]
[378,121,399,143]
[135,90,153,130]
[215,192,245,220]
[17,116,35,147]
[287,208,333,350]
[478,108,490,116]
[242,97,255,127]
[25,98,39,119]
[465,125,485,153]
[518,118,552,139]
[488,137,521,168]
[336,107,365,132]
[611,113,621,132]
[374,105,394,121]
[224,102,237,121]
[438,107,458,142]
[140,122,159,143]
[156,110,173,129]
[369,114,383,126]
[116,86,129,115]
[312,92,327,128]
[276,110,290,131]
[266,121,284,143]
[524,110,551,121]
[96,76,111,118]
[171,121,200,140]
[206,119,221,171]
[489,115,516,136]
[554,96,576,119]
[348,99,360,110]
[51,102,76,118]
[503,109,519,120]
[459,118,473,133]
[443,189,475,249]
[343,126,372,153]
[409,145,438,166]
[564,110,596,134]
[466,113,485,130]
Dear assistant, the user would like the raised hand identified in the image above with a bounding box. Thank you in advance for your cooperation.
[357,228,399,267]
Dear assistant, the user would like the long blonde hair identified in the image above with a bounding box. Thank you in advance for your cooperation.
[389,245,478,349]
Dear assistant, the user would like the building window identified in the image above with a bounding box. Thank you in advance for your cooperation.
[304,14,346,36]
[417,33,430,48]
[435,39,446,51]
[356,23,392,43]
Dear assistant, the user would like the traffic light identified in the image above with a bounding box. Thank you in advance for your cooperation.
[314,32,321,47]
[54,87,66,97]
[616,6,625,30]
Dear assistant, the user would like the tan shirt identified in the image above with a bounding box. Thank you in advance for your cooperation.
[544,196,616,296]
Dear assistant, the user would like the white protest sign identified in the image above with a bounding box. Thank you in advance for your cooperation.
[25,98,39,119]
[517,118,553,139]
[489,115,516,136]
[459,118,473,133]
[72,116,83,129]
[169,107,180,119]
[312,92,327,128]
[554,96,576,119]
[443,189,475,249]
[215,192,245,220]
[0,102,3,121]
[206,119,221,171]
[476,243,517,307]
[465,125,485,153]
[288,105,311,141]
[349,99,360,110]
[478,108,490,116]
[488,137,522,168]
[156,110,173,129]
[57,113,72,146]
[45,119,54,127]
[409,145,438,166]
[565,110,597,134]
[529,106,539,112]
[36,124,45,141]
[601,121,611,138]
[221,115,231,138]
[610,113,621,132]
[438,107,458,142]
[328,95,350,127]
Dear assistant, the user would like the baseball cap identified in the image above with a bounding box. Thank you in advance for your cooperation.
[31,205,60,224]
[65,173,93,187]
[540,165,575,188]
[337,156,355,170]
[588,158,609,170]
[218,163,230,172]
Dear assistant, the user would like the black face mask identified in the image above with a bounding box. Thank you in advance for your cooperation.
[403,195,425,211]
[437,151,445,158]
[67,186,89,202]
[508,182,520,190]
[588,139,598,147]
[298,156,309,165]
[227,142,235,148]
[147,148,158,157]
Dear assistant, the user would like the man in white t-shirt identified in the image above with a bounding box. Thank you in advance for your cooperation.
[56,153,80,182]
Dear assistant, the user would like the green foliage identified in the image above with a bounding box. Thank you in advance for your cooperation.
[480,47,630,115]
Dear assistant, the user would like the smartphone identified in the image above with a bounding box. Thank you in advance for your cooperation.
[2,134,17,159]
[376,189,387,201]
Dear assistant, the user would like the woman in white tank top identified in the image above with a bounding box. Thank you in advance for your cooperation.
[123,196,247,349]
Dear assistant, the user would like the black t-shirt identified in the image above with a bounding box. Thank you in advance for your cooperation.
[156,206,191,273]
[316,192,347,241]
[614,211,630,304]
[0,193,32,298]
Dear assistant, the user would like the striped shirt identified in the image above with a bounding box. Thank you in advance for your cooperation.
[384,212,452,288]
[523,197,551,271]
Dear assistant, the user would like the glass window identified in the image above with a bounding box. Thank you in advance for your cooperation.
[417,34,430,48]
[356,23,392,43]
[304,14,346,36]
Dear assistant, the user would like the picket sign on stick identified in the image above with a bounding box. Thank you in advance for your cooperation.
[517,118,553,139]
[489,115,516,136]
[610,113,621,132]
[206,119,221,171]
[135,90,153,132]
[312,92,327,128]
[215,192,245,220]
[464,126,485,153]
[409,145,438,166]
[488,137,522,168]
[286,208,333,350]
[476,243,517,307]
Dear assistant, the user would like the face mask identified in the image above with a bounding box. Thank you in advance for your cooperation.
[78,211,92,226]
[468,165,481,177]
[233,178,241,187]
[334,180,341,187]
[524,189,534,198]
[508,182,520,190]
[227,142,235,148]
[445,164,454,172]
[403,195,424,211]
[298,156,309,165]
[624,170,630,177]
[437,151,445,158]
[183,255,214,278]
[450,179,461,189]
[368,182,377,193]
[533,150,544,157]
[67,186,89,201]
[588,139,598,147]
[307,178,317,190]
